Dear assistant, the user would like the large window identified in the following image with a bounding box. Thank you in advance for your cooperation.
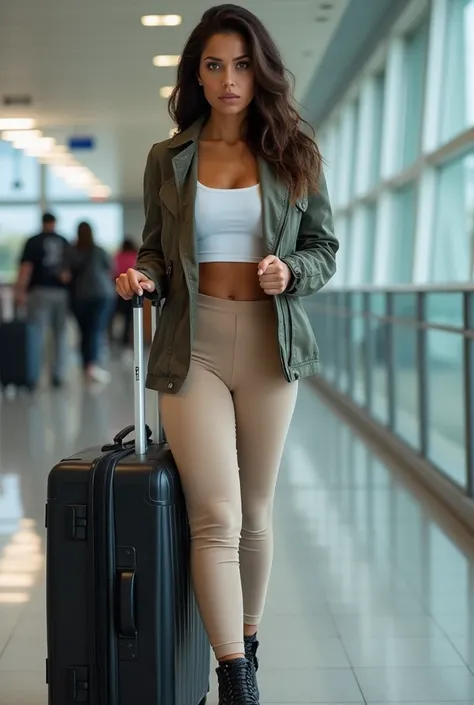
[431,151,474,283]
[363,204,377,284]
[337,108,356,208]
[440,0,474,143]
[326,120,340,206]
[391,183,417,283]
[369,72,385,187]
[305,0,474,507]
[51,204,124,252]
[0,141,40,202]
[349,98,361,199]
[0,206,41,283]
[46,166,90,202]
[399,20,429,169]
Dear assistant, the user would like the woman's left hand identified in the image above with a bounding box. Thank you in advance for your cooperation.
[257,255,292,295]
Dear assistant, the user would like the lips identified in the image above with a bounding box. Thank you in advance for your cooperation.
[220,94,240,100]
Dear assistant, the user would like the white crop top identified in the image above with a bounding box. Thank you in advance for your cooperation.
[194,182,264,264]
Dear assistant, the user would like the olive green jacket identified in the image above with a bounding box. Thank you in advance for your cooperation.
[136,119,339,393]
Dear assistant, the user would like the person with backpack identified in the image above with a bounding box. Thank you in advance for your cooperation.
[15,212,72,387]
[70,221,115,384]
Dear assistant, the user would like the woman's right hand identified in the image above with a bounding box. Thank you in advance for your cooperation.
[116,268,156,300]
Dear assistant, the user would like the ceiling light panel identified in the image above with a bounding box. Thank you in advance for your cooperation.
[153,55,180,67]
[160,86,174,99]
[1,129,42,144]
[0,118,36,130]
[142,15,182,26]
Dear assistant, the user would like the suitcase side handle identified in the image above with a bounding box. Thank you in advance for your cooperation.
[118,570,137,637]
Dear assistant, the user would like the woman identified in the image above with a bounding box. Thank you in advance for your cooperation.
[117,5,338,703]
[113,237,137,350]
[71,221,115,384]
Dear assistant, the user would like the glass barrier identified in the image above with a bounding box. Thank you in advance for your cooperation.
[306,288,474,494]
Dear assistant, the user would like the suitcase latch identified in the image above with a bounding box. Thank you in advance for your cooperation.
[67,505,87,541]
[66,666,89,702]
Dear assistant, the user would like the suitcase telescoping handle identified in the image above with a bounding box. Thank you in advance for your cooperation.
[132,294,163,455]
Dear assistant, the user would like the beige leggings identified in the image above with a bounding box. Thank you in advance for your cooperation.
[160,294,298,660]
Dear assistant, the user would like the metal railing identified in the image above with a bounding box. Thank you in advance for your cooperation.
[305,285,474,499]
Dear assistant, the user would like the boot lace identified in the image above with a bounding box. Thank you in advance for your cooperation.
[220,662,259,704]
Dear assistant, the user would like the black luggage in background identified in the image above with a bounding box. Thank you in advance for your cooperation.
[46,295,210,705]
[0,319,41,390]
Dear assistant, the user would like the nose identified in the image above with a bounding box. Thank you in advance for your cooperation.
[223,66,235,88]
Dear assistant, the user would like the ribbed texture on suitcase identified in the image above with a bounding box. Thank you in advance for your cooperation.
[148,444,210,705]
[169,501,210,705]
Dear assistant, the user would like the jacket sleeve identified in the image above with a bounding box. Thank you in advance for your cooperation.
[282,168,339,297]
[135,145,167,299]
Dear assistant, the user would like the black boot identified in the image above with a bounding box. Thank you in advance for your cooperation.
[244,634,259,697]
[216,657,259,704]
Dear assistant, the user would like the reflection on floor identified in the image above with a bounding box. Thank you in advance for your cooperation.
[1,371,474,704]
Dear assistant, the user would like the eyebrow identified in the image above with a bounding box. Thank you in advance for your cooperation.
[203,54,250,62]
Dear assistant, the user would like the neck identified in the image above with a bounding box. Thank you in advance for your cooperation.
[202,110,247,144]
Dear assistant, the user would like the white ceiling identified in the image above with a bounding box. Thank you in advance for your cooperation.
[0,0,348,200]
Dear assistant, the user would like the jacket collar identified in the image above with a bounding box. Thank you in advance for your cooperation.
[167,116,207,150]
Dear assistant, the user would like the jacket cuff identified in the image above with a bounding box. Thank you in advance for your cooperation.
[282,255,304,296]
[134,266,161,298]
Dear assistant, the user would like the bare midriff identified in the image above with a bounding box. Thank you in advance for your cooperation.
[199,262,269,301]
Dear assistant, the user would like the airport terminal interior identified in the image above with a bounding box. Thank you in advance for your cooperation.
[2,0,474,702]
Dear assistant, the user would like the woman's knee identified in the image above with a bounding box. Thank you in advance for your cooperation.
[241,499,273,535]
[189,498,242,545]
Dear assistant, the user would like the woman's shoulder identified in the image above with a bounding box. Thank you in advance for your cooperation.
[148,137,173,161]
[145,137,177,181]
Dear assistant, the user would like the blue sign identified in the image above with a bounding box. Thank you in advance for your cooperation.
[68,136,95,151]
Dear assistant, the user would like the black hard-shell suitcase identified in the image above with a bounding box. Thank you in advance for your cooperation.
[0,319,41,390]
[46,296,210,705]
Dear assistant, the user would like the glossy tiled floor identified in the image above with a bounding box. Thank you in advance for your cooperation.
[1,366,474,703]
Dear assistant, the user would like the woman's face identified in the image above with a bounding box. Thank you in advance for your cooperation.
[198,32,255,117]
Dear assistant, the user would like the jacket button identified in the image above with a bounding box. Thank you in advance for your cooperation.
[167,382,174,389]
[295,269,302,278]
[294,372,300,380]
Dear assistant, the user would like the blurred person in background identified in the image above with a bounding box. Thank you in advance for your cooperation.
[117,5,338,704]
[15,212,72,388]
[113,237,137,353]
[70,221,115,384]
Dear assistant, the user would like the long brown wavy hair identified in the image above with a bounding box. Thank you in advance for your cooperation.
[168,4,322,201]
[76,221,94,251]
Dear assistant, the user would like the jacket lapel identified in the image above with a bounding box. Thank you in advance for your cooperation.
[166,122,203,286]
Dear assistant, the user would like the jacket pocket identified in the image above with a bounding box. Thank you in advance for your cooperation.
[285,296,319,367]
